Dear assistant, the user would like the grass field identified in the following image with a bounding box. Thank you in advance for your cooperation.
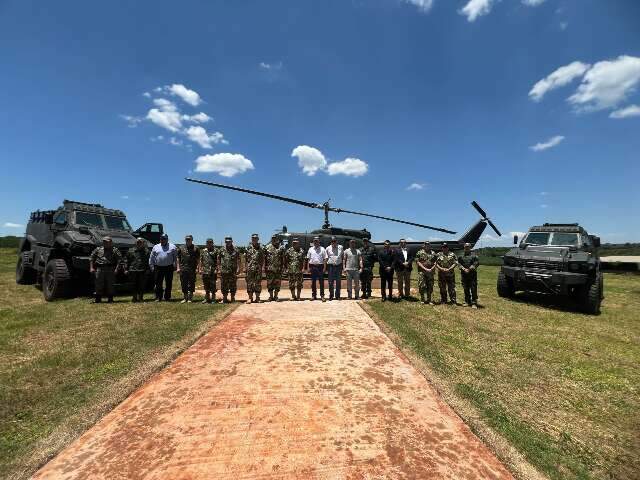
[0,248,232,479]
[370,266,640,480]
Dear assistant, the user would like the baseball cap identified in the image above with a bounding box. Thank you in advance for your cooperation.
[160,233,168,240]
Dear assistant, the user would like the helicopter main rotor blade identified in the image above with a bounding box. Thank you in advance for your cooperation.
[185,178,321,209]
[335,208,456,234]
[487,219,502,237]
[471,201,502,236]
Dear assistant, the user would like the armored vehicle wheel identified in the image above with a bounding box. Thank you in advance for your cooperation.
[16,256,36,285]
[43,259,72,301]
[497,270,515,298]
[582,274,602,315]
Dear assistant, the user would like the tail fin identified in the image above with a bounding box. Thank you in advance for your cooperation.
[458,220,488,247]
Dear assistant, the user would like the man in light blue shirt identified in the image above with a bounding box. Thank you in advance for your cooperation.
[149,233,178,301]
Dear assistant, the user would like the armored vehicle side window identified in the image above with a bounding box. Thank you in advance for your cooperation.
[54,212,67,225]
[75,212,103,228]
[104,216,131,231]
[524,232,550,245]
[550,233,579,246]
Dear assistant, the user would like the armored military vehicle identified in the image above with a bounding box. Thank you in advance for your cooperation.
[16,200,163,301]
[498,223,603,314]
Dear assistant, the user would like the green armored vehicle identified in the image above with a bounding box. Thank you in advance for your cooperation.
[16,200,164,301]
[497,223,603,314]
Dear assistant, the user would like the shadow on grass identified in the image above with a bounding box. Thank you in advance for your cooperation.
[509,291,594,315]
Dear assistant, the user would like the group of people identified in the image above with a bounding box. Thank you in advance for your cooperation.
[88,233,480,307]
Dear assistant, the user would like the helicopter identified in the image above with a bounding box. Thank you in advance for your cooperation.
[185,178,501,254]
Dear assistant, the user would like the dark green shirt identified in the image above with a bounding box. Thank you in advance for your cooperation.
[360,245,378,269]
[127,246,149,272]
[177,244,200,271]
[458,253,479,271]
[90,246,123,268]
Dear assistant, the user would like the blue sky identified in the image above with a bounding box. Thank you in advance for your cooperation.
[1,0,639,246]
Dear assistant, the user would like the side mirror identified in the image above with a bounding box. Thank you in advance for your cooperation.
[513,235,518,245]
[592,236,601,248]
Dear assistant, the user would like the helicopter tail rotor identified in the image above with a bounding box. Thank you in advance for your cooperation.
[471,201,502,236]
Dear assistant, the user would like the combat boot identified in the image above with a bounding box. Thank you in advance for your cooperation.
[268,290,274,302]
[94,295,102,304]
[274,291,279,302]
[230,293,236,303]
[107,296,114,303]
[223,294,229,304]
[290,289,296,300]
[187,293,193,303]
[420,293,426,304]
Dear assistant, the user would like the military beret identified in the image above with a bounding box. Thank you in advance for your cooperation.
[251,233,259,239]
[103,236,112,242]
[225,236,232,241]
[206,238,214,243]
[185,234,193,240]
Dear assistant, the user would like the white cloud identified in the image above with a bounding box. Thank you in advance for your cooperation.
[259,61,283,70]
[403,0,434,13]
[167,84,202,106]
[152,98,177,110]
[459,0,498,22]
[291,145,327,176]
[146,107,182,132]
[195,153,254,177]
[185,126,227,149]
[3,222,23,228]
[120,114,143,128]
[568,56,640,112]
[529,61,590,102]
[482,234,497,241]
[142,92,151,98]
[327,158,369,177]
[510,231,526,238]
[183,112,211,123]
[120,195,129,200]
[406,183,426,191]
[522,0,545,5]
[169,137,183,146]
[610,104,640,119]
[530,135,565,152]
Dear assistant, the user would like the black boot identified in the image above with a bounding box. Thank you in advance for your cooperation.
[107,296,114,303]
[94,295,102,304]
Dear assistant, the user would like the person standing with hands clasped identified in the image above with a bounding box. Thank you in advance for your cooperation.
[326,236,344,301]
[458,242,480,308]
[177,234,200,303]
[415,241,437,305]
[343,239,363,300]
[149,233,177,302]
[394,238,413,299]
[378,240,394,302]
[436,243,458,305]
[125,237,149,303]
[305,236,327,301]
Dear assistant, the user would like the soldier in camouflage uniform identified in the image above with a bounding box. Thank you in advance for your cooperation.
[219,236,240,303]
[360,238,377,299]
[458,242,480,308]
[200,238,218,304]
[415,241,437,304]
[125,237,149,302]
[177,235,200,303]
[436,243,458,305]
[264,234,285,301]
[89,236,124,303]
[244,233,264,304]
[284,238,306,300]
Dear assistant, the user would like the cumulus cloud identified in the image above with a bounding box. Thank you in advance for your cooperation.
[259,61,283,70]
[327,158,369,177]
[406,183,426,191]
[161,84,202,106]
[510,231,526,238]
[568,55,640,112]
[120,115,143,128]
[530,135,565,152]
[3,222,23,228]
[185,126,227,149]
[183,112,211,123]
[195,153,254,177]
[522,0,545,5]
[146,107,182,133]
[459,0,497,22]
[291,145,328,176]
[403,0,434,13]
[610,104,640,119]
[529,61,591,102]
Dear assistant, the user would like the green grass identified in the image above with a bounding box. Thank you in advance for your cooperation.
[370,267,640,480]
[0,248,232,479]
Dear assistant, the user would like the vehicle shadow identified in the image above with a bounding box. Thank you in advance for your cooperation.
[509,291,592,314]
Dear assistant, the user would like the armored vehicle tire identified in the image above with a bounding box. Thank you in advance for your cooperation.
[43,259,72,301]
[16,256,36,285]
[497,270,515,298]
[582,275,602,315]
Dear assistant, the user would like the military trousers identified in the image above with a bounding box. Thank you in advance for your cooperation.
[397,269,411,298]
[327,264,342,299]
[246,270,262,294]
[220,272,237,294]
[179,269,197,295]
[438,271,457,303]
[345,270,360,299]
[95,266,116,297]
[461,271,478,305]
[379,267,394,299]
[266,271,282,292]
[360,268,373,297]
[418,271,434,301]
[288,272,303,290]
[154,265,174,301]
[202,273,217,294]
[129,270,146,300]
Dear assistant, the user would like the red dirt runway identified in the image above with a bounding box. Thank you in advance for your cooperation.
[34,301,513,479]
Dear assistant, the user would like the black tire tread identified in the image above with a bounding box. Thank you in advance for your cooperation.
[497,270,515,298]
[43,258,72,301]
[16,255,37,285]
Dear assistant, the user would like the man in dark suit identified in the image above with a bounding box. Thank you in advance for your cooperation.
[378,240,395,302]
[394,238,413,299]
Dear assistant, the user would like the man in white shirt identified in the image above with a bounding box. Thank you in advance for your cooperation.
[326,236,344,300]
[305,236,328,301]
[343,239,363,300]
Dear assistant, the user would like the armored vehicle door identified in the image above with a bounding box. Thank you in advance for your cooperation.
[134,223,164,245]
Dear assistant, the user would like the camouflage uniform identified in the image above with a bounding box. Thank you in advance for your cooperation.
[177,244,200,297]
[264,243,285,294]
[415,248,437,302]
[458,252,480,305]
[245,243,264,295]
[284,247,306,290]
[201,247,218,296]
[90,246,123,298]
[126,245,149,301]
[360,244,378,298]
[436,251,458,303]
[219,246,239,295]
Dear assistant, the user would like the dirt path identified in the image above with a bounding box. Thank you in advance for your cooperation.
[34,300,513,479]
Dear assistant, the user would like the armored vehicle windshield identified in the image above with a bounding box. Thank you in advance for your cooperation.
[73,211,132,231]
[521,231,580,247]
